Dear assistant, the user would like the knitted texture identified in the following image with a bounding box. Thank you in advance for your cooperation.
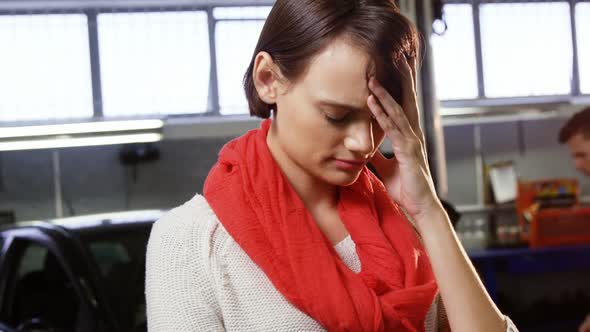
[204,119,438,331]
[145,194,519,332]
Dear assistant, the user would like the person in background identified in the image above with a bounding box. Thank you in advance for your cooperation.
[559,107,590,177]
[145,1,518,331]
[560,107,590,332]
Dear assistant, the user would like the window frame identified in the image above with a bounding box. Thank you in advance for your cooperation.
[96,10,213,117]
[0,0,587,125]
[0,230,80,324]
[437,0,589,108]
[214,16,268,115]
[0,2,274,125]
[0,227,118,330]
[0,12,96,122]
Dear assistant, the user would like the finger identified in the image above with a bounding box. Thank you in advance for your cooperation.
[411,57,418,89]
[398,55,416,95]
[399,56,421,131]
[368,94,428,170]
[408,56,418,92]
[368,76,404,119]
[398,56,427,145]
[368,81,414,138]
[367,94,420,161]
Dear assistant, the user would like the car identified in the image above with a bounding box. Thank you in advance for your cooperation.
[0,210,165,332]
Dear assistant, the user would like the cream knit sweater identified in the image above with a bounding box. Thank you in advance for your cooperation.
[145,194,518,332]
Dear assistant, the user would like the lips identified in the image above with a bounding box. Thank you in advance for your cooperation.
[333,158,368,171]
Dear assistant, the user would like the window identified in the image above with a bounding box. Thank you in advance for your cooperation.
[431,4,479,100]
[17,242,47,277]
[81,225,152,332]
[9,242,80,330]
[214,7,271,115]
[0,14,93,121]
[216,20,265,115]
[213,6,272,19]
[88,241,131,276]
[0,3,587,125]
[434,1,587,105]
[479,2,573,98]
[98,11,210,117]
[577,3,590,94]
[0,7,275,123]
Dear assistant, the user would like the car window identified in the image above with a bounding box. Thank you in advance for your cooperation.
[81,225,152,332]
[89,242,132,276]
[17,244,47,277]
[8,241,81,332]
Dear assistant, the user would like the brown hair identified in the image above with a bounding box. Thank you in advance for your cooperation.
[558,107,590,144]
[243,0,419,118]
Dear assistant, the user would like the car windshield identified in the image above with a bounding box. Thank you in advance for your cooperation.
[79,223,152,332]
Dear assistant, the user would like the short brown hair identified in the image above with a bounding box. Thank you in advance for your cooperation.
[243,0,419,118]
[558,107,590,144]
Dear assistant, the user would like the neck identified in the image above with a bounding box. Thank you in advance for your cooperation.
[266,120,338,211]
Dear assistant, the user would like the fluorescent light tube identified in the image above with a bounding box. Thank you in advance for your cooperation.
[0,133,163,152]
[0,120,164,139]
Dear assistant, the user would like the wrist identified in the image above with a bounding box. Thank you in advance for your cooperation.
[413,200,449,234]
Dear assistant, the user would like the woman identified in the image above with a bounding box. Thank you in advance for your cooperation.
[145,0,518,331]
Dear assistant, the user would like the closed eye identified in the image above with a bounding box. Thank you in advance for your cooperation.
[324,111,352,124]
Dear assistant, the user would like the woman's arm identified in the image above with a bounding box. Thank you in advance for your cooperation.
[145,209,225,331]
[416,203,506,332]
[367,56,511,332]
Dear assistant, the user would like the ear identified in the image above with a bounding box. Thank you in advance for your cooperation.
[252,51,284,105]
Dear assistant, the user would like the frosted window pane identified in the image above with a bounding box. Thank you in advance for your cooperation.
[430,4,478,100]
[480,2,573,98]
[213,6,272,20]
[98,12,210,117]
[0,14,93,121]
[216,20,264,115]
[577,3,590,94]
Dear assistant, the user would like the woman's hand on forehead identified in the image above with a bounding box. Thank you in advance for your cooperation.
[365,56,439,222]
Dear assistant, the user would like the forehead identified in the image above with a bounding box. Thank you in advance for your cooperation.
[299,38,374,108]
[568,133,590,151]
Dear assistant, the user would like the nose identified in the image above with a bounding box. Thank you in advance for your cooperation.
[343,119,374,157]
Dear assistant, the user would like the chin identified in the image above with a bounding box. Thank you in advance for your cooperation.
[321,170,363,187]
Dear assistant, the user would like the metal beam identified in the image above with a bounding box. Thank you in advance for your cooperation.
[472,0,485,98]
[0,0,276,11]
[87,12,104,118]
[416,0,449,198]
[206,7,220,115]
[570,0,581,96]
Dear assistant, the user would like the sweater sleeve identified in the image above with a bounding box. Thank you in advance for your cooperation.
[145,196,226,331]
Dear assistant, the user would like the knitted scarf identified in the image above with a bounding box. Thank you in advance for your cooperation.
[204,119,438,331]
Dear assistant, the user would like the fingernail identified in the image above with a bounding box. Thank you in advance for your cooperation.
[371,78,379,90]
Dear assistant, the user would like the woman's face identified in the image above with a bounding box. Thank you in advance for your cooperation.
[270,37,386,187]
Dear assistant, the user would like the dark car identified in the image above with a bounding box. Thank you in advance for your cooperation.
[0,210,164,332]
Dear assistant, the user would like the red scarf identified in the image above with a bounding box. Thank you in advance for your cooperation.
[204,119,438,331]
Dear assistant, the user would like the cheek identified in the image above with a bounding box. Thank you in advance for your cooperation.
[277,102,335,159]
